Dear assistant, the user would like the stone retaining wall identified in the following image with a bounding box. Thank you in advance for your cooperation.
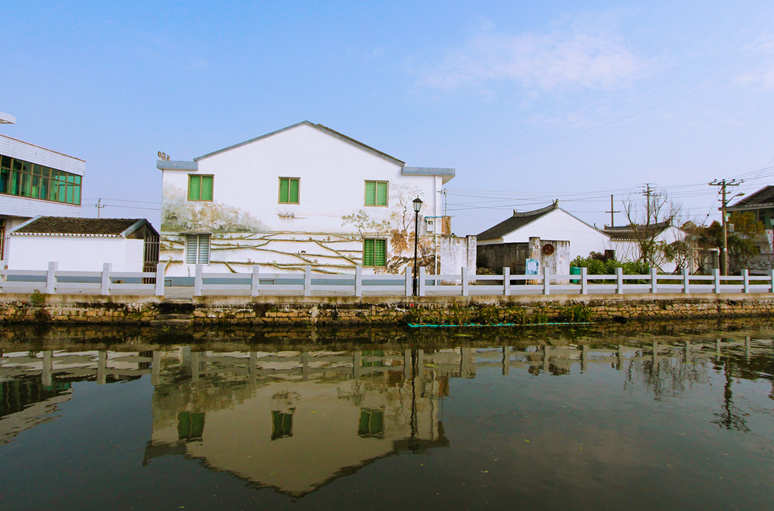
[1,292,774,326]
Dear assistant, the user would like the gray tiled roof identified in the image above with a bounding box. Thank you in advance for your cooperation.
[12,217,147,236]
[477,203,559,240]
[728,185,774,210]
[602,220,672,240]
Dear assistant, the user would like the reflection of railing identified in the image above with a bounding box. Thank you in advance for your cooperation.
[3,263,774,297]
[2,338,768,386]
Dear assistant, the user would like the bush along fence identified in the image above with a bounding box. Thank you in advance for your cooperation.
[2,263,774,297]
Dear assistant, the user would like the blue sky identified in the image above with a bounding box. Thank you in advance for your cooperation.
[3,0,774,235]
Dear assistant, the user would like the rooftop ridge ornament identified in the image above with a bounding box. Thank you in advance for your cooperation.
[157,151,171,161]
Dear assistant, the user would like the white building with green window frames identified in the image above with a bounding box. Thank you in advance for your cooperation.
[157,121,456,276]
[0,111,85,266]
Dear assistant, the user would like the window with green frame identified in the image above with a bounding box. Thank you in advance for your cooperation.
[358,408,385,437]
[0,154,81,205]
[363,239,387,267]
[271,410,294,440]
[177,411,206,441]
[279,177,299,204]
[365,181,388,206]
[188,175,213,201]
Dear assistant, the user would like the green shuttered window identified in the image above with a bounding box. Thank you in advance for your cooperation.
[188,175,213,201]
[365,181,388,206]
[363,239,387,267]
[279,177,299,204]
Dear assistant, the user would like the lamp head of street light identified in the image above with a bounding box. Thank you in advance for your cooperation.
[413,196,423,213]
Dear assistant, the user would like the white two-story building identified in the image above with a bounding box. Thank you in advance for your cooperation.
[0,110,85,267]
[158,121,455,276]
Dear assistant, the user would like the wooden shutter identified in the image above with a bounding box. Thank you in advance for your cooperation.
[201,176,213,201]
[365,181,376,205]
[289,178,299,203]
[376,182,388,206]
[279,178,289,203]
[188,175,201,200]
[374,239,387,267]
[198,235,210,264]
[363,239,374,266]
[185,235,198,264]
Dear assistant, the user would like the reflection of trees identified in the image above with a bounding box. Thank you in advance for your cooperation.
[625,350,709,401]
[711,360,749,433]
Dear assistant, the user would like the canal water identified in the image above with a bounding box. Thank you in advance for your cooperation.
[1,324,773,510]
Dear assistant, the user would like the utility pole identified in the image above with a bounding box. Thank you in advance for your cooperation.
[642,184,653,224]
[95,198,106,219]
[709,179,743,276]
[605,194,621,227]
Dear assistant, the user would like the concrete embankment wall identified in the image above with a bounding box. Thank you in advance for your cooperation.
[1,293,774,326]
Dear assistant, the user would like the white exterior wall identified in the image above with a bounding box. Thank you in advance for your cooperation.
[0,134,86,176]
[7,237,144,272]
[160,123,445,276]
[478,210,610,261]
[609,226,687,273]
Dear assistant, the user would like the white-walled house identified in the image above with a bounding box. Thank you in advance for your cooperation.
[158,121,454,276]
[0,110,85,267]
[603,221,688,273]
[477,203,611,262]
[8,217,159,272]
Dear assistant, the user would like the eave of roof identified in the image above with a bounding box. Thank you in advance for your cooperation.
[10,216,155,237]
[157,160,198,171]
[193,121,405,166]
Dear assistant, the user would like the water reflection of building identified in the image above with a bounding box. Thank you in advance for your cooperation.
[0,350,152,445]
[143,348,450,497]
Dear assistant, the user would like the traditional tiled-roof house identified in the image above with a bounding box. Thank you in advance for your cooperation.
[157,121,455,276]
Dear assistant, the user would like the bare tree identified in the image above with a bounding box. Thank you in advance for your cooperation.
[622,189,682,269]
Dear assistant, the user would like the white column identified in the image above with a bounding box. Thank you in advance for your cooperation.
[304,265,311,297]
[743,269,750,294]
[46,262,58,294]
[714,268,721,294]
[194,264,203,297]
[503,267,510,296]
[616,267,624,295]
[155,263,165,296]
[650,268,658,294]
[580,267,588,295]
[355,266,362,297]
[770,269,774,293]
[543,268,551,295]
[682,267,690,294]
[461,266,469,297]
[405,266,412,297]
[418,267,426,296]
[251,265,260,297]
[101,263,112,295]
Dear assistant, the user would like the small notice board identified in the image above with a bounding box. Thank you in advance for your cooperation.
[525,258,539,275]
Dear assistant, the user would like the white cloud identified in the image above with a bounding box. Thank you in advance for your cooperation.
[416,19,646,93]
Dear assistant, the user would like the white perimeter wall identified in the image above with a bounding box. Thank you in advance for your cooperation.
[7,237,145,271]
[162,123,442,234]
[482,210,610,261]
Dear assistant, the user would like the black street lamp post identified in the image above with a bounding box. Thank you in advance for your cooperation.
[412,196,423,296]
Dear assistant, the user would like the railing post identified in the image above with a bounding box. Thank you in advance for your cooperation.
[616,267,624,295]
[101,263,112,296]
[304,265,312,297]
[770,269,774,293]
[418,267,426,297]
[650,268,658,294]
[742,269,750,294]
[503,267,510,296]
[543,268,550,296]
[714,268,721,294]
[682,267,690,294]
[355,265,362,297]
[194,264,203,297]
[405,266,412,297]
[251,265,260,297]
[580,267,588,295]
[46,262,58,294]
[155,263,165,296]
[461,266,469,297]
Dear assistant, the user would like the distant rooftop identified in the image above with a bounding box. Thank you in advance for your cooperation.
[477,203,560,240]
[0,111,16,124]
[602,221,672,240]
[728,185,774,211]
[12,217,155,237]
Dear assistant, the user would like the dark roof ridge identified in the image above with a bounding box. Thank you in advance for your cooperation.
[511,202,558,218]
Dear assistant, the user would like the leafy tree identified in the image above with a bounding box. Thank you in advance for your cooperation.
[692,212,764,274]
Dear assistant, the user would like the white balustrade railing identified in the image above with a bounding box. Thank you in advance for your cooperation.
[1,263,774,298]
